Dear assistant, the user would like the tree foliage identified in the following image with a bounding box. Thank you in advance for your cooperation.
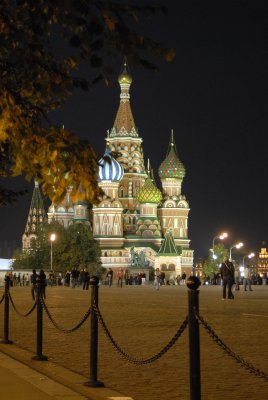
[203,243,228,278]
[12,221,103,275]
[0,0,174,205]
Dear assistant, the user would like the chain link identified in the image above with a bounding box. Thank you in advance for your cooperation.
[8,293,37,317]
[196,312,268,381]
[41,296,91,333]
[0,293,5,305]
[93,303,188,365]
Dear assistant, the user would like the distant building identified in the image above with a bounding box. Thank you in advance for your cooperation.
[257,242,268,277]
[194,258,204,278]
[23,61,194,278]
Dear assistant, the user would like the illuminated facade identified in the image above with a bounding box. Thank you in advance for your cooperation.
[44,61,194,277]
[257,244,268,276]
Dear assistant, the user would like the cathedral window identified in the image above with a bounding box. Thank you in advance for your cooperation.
[120,187,124,197]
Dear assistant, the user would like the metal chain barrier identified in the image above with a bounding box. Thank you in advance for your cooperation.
[8,292,37,317]
[40,296,92,333]
[196,312,268,381]
[0,293,5,305]
[93,303,188,365]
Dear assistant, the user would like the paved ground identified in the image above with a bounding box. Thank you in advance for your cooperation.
[0,283,267,400]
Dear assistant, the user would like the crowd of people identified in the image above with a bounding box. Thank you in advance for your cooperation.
[4,264,266,300]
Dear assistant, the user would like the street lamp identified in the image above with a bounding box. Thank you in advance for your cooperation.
[212,232,228,259]
[242,252,255,267]
[229,242,243,261]
[50,233,56,271]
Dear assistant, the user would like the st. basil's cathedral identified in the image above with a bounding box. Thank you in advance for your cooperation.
[22,61,194,279]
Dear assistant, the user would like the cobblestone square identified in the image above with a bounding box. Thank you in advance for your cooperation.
[0,283,267,400]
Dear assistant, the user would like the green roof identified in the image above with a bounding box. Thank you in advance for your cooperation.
[158,231,178,255]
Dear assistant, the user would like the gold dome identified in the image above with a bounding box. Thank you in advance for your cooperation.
[118,60,132,85]
[118,70,132,85]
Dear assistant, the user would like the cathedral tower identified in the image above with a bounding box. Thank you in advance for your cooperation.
[158,131,190,249]
[106,59,147,235]
[22,180,46,251]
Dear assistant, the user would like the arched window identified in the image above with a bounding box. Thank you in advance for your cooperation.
[120,187,124,197]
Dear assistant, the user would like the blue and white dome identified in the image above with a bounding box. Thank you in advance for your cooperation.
[98,148,124,182]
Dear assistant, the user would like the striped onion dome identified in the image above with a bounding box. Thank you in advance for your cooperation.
[159,133,185,179]
[136,177,162,204]
[98,148,124,182]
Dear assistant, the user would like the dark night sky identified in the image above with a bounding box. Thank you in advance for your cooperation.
[0,1,267,262]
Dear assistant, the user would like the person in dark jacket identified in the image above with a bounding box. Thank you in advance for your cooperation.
[30,269,38,300]
[221,256,235,299]
[39,269,47,299]
[82,268,89,290]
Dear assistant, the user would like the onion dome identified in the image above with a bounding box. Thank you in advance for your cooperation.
[98,148,124,182]
[159,130,185,179]
[136,176,162,204]
[118,58,132,85]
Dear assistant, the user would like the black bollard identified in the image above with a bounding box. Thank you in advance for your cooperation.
[32,279,47,361]
[85,276,104,387]
[186,276,201,400]
[1,276,12,344]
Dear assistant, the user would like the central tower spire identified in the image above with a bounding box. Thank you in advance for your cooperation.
[106,59,146,221]
[109,58,138,138]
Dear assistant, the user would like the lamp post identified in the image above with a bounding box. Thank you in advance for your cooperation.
[229,242,243,261]
[212,232,228,259]
[242,252,255,267]
[50,233,56,271]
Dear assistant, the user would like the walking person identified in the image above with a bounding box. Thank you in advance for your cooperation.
[82,268,89,290]
[243,265,253,291]
[39,269,47,299]
[117,268,123,288]
[25,273,30,286]
[30,269,38,300]
[106,268,113,287]
[234,263,240,290]
[155,268,161,290]
[221,256,235,300]
[181,272,187,285]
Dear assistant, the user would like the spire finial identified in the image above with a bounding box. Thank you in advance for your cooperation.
[147,158,151,175]
[171,128,174,146]
[166,129,178,156]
